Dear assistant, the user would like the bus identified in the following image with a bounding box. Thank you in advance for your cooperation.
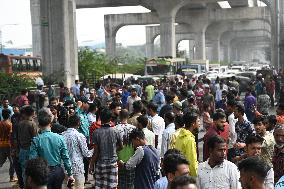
[144,58,186,76]
[0,54,42,77]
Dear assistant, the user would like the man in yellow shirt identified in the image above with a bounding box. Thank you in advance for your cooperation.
[174,112,200,177]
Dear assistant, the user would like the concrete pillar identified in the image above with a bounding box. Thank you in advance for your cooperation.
[211,39,221,63]
[159,16,176,57]
[68,0,79,80]
[223,45,231,63]
[189,40,195,60]
[145,27,155,58]
[30,0,41,57]
[104,26,116,58]
[194,31,206,60]
[40,0,76,87]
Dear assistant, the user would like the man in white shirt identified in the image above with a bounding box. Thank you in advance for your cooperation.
[137,115,155,146]
[197,135,241,189]
[161,112,176,158]
[127,88,141,114]
[147,102,165,156]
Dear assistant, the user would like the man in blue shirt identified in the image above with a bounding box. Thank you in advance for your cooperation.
[75,97,91,184]
[0,98,13,120]
[29,108,74,189]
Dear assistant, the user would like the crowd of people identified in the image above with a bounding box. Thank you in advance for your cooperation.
[0,73,284,189]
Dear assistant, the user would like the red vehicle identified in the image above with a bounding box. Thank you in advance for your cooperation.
[0,53,42,77]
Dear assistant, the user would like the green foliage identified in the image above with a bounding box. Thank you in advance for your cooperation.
[78,47,114,80]
[0,72,34,95]
[78,47,146,81]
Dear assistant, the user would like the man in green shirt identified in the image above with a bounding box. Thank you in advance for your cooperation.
[145,81,155,102]
[29,108,74,189]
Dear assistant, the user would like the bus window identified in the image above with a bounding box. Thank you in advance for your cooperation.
[12,59,19,71]
[26,59,32,71]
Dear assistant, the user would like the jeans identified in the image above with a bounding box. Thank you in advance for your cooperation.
[19,148,30,179]
[83,157,90,181]
[48,166,65,189]
[12,155,24,188]
[0,147,15,178]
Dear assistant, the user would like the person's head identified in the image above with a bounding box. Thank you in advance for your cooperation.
[267,115,277,132]
[276,103,284,115]
[203,103,210,112]
[238,157,270,189]
[131,88,137,97]
[38,108,54,127]
[174,114,184,130]
[1,109,11,120]
[75,80,79,85]
[204,84,210,94]
[183,112,200,134]
[133,100,143,113]
[88,103,97,114]
[22,106,35,118]
[114,92,122,101]
[234,103,245,119]
[21,89,28,96]
[79,97,89,111]
[170,175,198,189]
[129,128,146,148]
[147,102,158,116]
[253,116,266,136]
[2,98,9,108]
[119,109,129,121]
[136,115,149,129]
[245,134,264,157]
[173,101,183,114]
[12,104,20,114]
[165,93,175,104]
[274,125,284,148]
[165,111,175,126]
[49,97,58,107]
[226,100,236,114]
[25,158,49,189]
[109,101,122,116]
[163,153,189,182]
[212,111,227,132]
[100,108,112,124]
[208,135,226,164]
[67,114,80,129]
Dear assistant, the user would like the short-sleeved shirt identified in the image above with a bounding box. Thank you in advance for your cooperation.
[92,124,122,163]
[145,85,155,101]
[0,120,12,148]
[127,96,141,114]
[149,114,165,156]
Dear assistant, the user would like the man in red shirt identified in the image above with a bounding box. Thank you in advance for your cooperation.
[203,110,228,161]
[0,109,15,181]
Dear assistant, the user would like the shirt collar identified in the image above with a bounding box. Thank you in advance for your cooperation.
[166,123,175,130]
[40,128,51,133]
[205,159,225,169]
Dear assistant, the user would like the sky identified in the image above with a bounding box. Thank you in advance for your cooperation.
[0,0,153,48]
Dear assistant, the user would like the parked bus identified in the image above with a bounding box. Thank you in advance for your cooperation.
[0,54,42,77]
[144,58,186,76]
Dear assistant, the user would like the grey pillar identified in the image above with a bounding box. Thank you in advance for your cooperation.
[159,16,176,57]
[30,0,42,57]
[188,40,195,60]
[194,31,206,60]
[68,0,79,80]
[223,45,231,63]
[40,0,76,87]
[212,39,221,63]
[145,27,154,58]
[105,26,116,58]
